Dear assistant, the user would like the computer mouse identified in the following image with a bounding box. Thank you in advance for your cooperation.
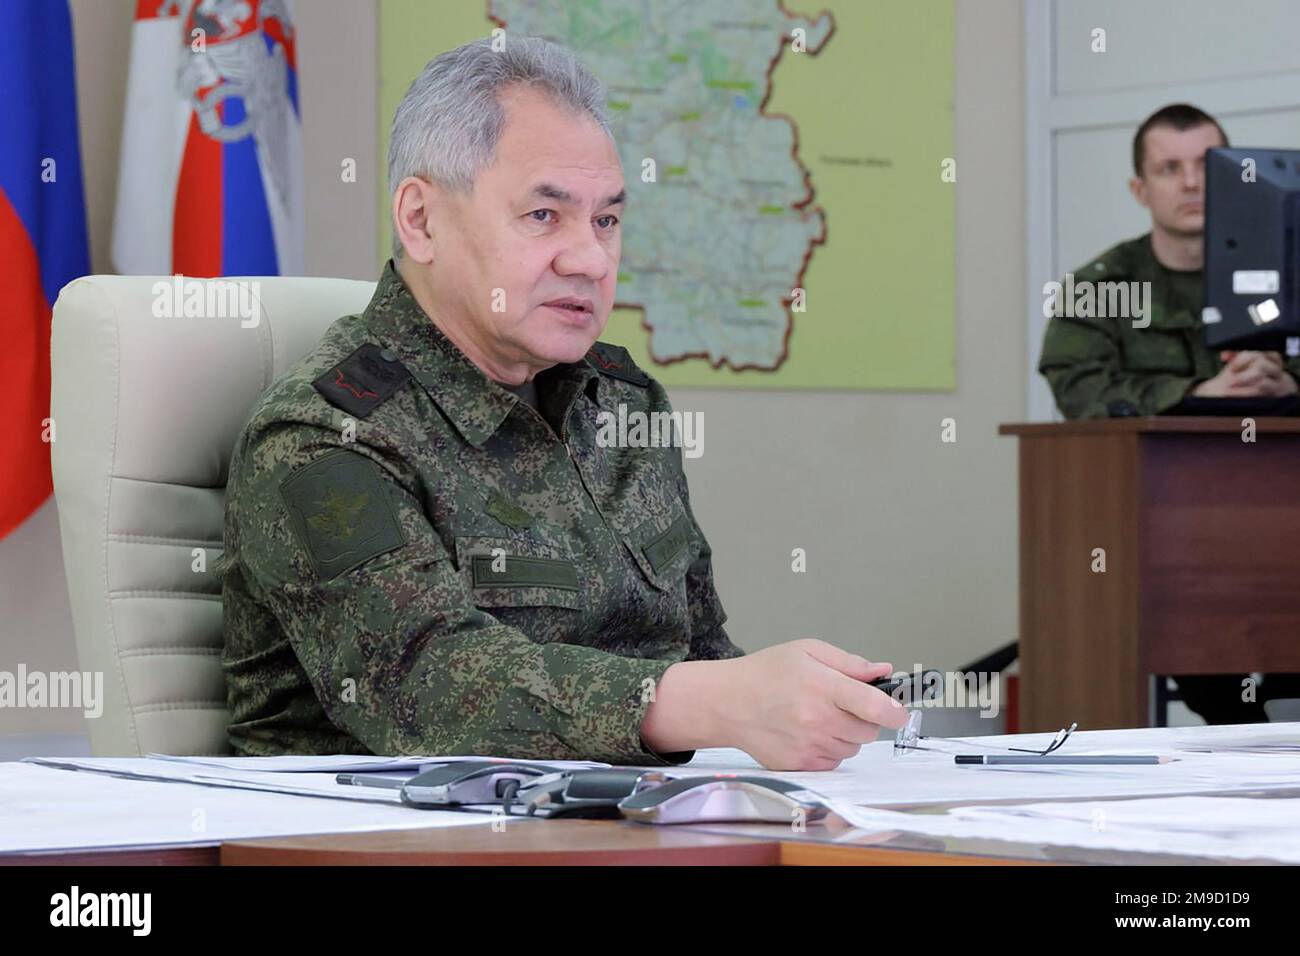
[617,774,832,824]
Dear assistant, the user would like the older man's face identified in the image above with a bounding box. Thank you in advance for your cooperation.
[429,85,624,374]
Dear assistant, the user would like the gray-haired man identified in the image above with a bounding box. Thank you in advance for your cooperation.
[221,37,905,770]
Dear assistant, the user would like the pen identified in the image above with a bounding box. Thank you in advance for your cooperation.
[954,755,1173,765]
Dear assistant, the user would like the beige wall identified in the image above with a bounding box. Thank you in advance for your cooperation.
[0,0,1023,737]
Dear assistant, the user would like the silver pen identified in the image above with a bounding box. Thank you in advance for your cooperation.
[336,773,406,788]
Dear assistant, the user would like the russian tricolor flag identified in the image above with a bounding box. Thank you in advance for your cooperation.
[0,0,90,541]
[112,0,303,277]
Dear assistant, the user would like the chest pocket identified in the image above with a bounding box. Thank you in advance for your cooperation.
[453,534,583,610]
[623,505,694,592]
[1123,331,1193,374]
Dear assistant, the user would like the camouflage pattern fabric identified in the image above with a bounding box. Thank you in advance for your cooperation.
[220,260,742,764]
[1039,232,1300,418]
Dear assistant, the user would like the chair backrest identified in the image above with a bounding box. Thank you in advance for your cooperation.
[49,274,375,755]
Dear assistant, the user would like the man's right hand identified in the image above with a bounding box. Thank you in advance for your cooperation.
[644,639,908,771]
[1192,351,1294,397]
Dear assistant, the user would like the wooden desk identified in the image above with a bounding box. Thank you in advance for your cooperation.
[2,817,1036,866]
[1,844,219,866]
[1000,417,1300,731]
[10,811,1293,866]
[219,818,1039,866]
[221,818,779,866]
[14,787,1300,866]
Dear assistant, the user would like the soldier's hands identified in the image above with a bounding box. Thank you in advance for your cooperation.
[1192,351,1298,397]
[714,639,908,771]
[1223,351,1296,394]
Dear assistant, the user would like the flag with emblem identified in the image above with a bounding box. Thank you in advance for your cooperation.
[0,0,90,540]
[111,0,303,277]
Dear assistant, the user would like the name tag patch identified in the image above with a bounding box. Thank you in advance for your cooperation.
[642,512,691,575]
[470,555,579,590]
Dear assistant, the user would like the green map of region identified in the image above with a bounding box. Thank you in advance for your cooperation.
[380,0,954,389]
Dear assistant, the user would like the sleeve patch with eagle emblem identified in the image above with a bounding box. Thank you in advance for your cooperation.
[279,450,407,579]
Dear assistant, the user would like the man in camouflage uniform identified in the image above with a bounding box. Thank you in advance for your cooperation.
[221,37,905,770]
[1039,103,1300,723]
[1040,104,1300,417]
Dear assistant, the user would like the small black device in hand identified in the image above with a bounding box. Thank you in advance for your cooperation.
[868,670,943,705]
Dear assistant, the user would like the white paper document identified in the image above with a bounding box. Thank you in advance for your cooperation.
[828,795,1300,863]
[0,762,499,854]
[9,723,1297,857]
[25,756,412,803]
[641,723,1300,861]
[646,722,1300,808]
[145,753,610,774]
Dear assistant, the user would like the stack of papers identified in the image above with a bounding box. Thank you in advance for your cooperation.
[6,722,1298,859]
[0,762,497,855]
[145,754,609,774]
[19,754,612,808]
[656,722,1300,862]
[655,722,1300,807]
[826,795,1300,863]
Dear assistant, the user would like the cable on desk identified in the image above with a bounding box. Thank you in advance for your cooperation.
[500,778,521,816]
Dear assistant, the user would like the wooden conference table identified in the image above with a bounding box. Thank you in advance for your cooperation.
[0,817,1039,866]
[1000,417,1300,732]
[11,791,1299,866]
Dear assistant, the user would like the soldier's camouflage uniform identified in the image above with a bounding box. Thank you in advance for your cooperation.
[220,260,743,764]
[1039,232,1300,418]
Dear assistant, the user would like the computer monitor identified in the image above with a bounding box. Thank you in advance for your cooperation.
[1203,146,1300,353]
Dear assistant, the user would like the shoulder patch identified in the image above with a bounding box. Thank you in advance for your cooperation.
[312,343,412,419]
[585,341,650,386]
[279,450,407,580]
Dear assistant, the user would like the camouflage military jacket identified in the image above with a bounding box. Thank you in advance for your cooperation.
[220,260,742,764]
[1038,232,1300,418]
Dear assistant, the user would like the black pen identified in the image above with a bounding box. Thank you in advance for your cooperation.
[954,754,1173,765]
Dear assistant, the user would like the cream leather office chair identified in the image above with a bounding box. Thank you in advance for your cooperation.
[50,274,375,756]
